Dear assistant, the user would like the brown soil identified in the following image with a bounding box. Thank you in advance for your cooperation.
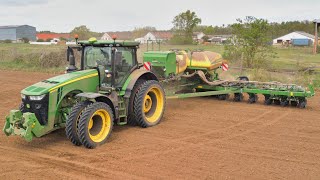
[0,70,319,179]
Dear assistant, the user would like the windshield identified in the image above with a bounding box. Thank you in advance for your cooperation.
[84,46,112,69]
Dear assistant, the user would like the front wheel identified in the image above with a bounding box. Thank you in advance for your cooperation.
[78,102,114,149]
[134,80,166,128]
[66,101,91,146]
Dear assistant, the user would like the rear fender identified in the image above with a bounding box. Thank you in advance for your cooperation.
[122,69,158,98]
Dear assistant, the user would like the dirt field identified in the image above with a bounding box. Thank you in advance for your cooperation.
[0,70,319,180]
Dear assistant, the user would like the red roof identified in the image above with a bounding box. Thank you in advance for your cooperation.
[151,31,173,39]
[37,33,71,40]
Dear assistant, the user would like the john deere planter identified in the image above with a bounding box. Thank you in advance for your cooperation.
[3,38,315,148]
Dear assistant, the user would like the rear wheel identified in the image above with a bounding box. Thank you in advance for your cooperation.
[127,79,146,126]
[280,98,289,107]
[134,80,165,128]
[264,95,272,105]
[78,102,114,149]
[298,99,307,109]
[248,94,258,104]
[66,101,91,146]
[218,94,229,100]
[274,99,281,105]
[291,101,298,107]
[234,93,243,102]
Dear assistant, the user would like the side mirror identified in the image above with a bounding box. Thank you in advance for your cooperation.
[66,54,77,73]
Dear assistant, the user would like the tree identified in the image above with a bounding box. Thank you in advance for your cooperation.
[171,10,202,44]
[70,25,93,40]
[133,26,156,38]
[194,25,215,35]
[202,35,210,42]
[3,39,12,43]
[21,37,29,43]
[224,16,275,68]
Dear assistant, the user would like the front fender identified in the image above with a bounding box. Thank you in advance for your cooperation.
[76,92,117,118]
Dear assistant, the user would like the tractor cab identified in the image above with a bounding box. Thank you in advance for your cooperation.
[67,38,140,89]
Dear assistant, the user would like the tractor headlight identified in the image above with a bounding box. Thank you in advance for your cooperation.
[21,94,26,99]
[29,94,46,101]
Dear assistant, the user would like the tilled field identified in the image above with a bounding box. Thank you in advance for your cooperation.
[0,70,319,179]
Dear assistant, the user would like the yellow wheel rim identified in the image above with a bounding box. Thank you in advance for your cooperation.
[88,109,111,143]
[144,87,164,123]
[144,95,153,113]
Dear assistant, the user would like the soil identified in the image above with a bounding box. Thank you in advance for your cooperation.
[0,70,319,179]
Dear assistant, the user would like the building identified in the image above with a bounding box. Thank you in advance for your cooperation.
[135,31,173,43]
[273,31,315,45]
[193,32,205,41]
[101,31,133,40]
[208,35,233,44]
[0,25,36,42]
[36,33,71,41]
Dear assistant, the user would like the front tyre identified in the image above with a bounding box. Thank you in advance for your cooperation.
[66,101,91,146]
[78,102,114,149]
[134,80,166,128]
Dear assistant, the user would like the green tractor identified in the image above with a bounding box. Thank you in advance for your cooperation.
[3,38,315,149]
[3,38,166,148]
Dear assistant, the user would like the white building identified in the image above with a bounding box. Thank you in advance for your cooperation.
[101,33,112,40]
[273,31,315,45]
[134,31,173,44]
[101,32,133,40]
[193,32,205,41]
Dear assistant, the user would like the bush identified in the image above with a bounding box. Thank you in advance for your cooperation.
[46,38,53,42]
[3,39,12,43]
[169,35,193,45]
[202,35,209,42]
[37,39,45,42]
[21,37,29,43]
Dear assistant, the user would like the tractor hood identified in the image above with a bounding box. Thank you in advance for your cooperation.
[21,69,99,96]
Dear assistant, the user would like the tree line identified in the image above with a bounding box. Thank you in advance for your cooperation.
[43,10,316,46]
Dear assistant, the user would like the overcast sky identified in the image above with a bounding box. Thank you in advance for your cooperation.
[0,0,319,32]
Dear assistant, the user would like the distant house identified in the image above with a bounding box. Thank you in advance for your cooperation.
[193,32,205,41]
[37,33,71,41]
[208,35,233,44]
[101,32,133,40]
[0,25,36,42]
[134,31,173,44]
[273,31,315,45]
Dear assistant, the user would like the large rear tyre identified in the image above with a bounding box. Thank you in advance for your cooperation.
[66,101,91,146]
[134,80,166,128]
[78,102,114,149]
[127,79,146,126]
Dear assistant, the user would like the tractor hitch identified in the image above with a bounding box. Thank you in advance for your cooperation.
[3,110,41,142]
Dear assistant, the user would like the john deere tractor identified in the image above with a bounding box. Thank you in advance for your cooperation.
[3,38,165,148]
[3,38,315,149]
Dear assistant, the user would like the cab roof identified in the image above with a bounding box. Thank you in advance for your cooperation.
[78,40,140,47]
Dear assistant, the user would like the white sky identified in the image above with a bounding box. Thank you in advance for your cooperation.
[0,0,319,32]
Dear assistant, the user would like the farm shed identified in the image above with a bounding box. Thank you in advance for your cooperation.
[273,31,315,45]
[0,25,36,42]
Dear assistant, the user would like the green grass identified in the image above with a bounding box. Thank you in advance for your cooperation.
[272,47,320,71]
[0,43,318,87]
